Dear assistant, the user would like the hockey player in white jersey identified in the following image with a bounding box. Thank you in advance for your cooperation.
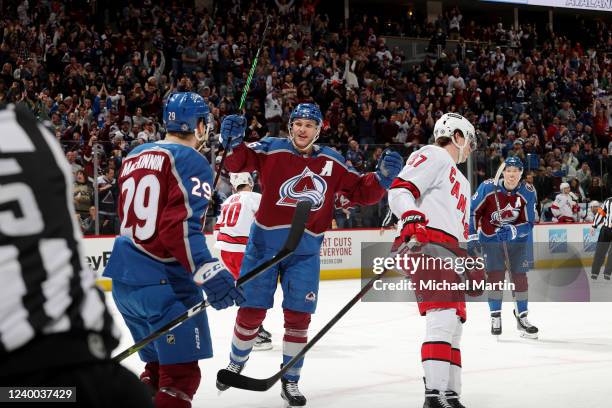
[551,182,579,222]
[584,200,600,223]
[214,172,271,350]
[389,113,482,408]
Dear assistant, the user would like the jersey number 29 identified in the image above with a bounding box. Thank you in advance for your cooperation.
[120,175,160,240]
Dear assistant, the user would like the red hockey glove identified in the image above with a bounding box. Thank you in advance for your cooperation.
[391,210,429,254]
[572,204,579,214]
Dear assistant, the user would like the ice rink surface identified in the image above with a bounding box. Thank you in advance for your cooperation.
[107,274,612,408]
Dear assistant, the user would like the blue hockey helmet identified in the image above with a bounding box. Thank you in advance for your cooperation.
[164,92,210,134]
[289,103,323,126]
[504,156,524,171]
[288,103,323,152]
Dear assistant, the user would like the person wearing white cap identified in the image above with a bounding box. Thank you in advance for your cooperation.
[551,182,579,222]
[584,200,600,223]
[214,173,272,351]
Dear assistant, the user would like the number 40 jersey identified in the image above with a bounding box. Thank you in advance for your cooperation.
[103,141,215,285]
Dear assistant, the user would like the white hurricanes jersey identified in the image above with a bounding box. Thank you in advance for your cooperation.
[389,145,471,242]
[551,192,577,221]
[214,191,262,252]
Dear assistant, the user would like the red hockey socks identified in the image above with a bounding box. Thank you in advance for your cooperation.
[140,361,160,393]
[282,309,311,382]
[155,361,200,408]
[230,307,267,365]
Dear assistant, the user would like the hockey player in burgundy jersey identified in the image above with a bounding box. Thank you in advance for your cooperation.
[104,92,244,408]
[214,172,272,351]
[389,113,480,408]
[215,103,403,406]
[469,156,538,339]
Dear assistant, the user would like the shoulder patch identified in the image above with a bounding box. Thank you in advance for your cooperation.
[525,183,535,192]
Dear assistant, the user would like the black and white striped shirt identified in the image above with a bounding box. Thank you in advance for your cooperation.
[0,105,118,356]
[592,197,612,229]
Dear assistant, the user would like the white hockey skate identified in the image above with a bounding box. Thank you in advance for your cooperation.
[281,378,307,407]
[216,360,245,394]
[514,310,538,339]
[252,326,273,351]
[490,311,502,336]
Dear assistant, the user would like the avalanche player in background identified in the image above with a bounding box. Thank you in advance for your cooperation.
[389,113,479,408]
[214,172,272,351]
[469,157,538,339]
[104,92,244,408]
[215,103,403,407]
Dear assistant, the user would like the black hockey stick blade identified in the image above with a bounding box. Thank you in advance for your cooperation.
[113,201,311,362]
[216,269,389,391]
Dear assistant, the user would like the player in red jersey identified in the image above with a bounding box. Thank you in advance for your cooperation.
[389,113,480,408]
[215,103,403,406]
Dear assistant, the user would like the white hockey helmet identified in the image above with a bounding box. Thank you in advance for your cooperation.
[433,113,476,163]
[590,200,600,208]
[560,182,570,192]
[230,172,254,189]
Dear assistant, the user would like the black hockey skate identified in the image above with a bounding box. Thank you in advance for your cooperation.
[445,391,467,408]
[490,311,502,336]
[281,378,307,407]
[514,310,538,339]
[605,274,611,281]
[216,361,245,392]
[253,325,273,351]
[423,389,453,408]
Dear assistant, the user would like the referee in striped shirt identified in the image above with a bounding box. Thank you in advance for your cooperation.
[0,105,152,406]
[590,197,612,280]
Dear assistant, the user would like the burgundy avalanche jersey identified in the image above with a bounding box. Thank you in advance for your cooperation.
[469,179,536,242]
[104,141,214,285]
[225,137,386,254]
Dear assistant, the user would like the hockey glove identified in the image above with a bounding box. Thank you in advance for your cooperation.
[391,210,429,255]
[194,260,245,310]
[467,234,482,257]
[495,224,517,242]
[464,267,485,297]
[375,150,403,189]
[220,115,247,150]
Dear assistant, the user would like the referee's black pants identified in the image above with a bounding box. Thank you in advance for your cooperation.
[591,226,612,279]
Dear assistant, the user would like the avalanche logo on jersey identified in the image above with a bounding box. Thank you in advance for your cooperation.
[489,198,521,226]
[277,167,327,210]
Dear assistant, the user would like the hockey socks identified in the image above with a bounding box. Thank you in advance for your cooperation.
[282,309,311,382]
[155,362,200,408]
[229,307,267,365]
[140,361,160,395]
[422,309,462,395]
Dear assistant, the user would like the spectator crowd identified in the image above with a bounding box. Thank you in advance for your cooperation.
[0,0,610,232]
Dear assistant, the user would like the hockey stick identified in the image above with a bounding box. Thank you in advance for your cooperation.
[492,162,511,272]
[212,17,270,189]
[216,269,390,391]
[113,200,311,362]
